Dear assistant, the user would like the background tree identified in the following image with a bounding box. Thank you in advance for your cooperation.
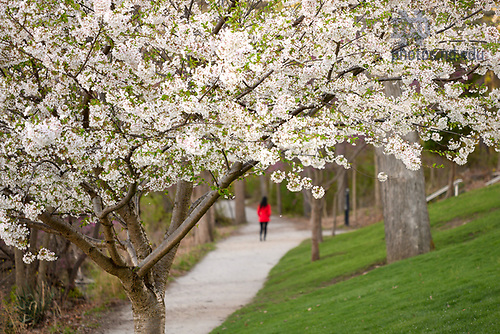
[233,179,247,225]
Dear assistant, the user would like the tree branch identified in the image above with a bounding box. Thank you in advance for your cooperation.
[212,0,238,35]
[235,70,274,100]
[99,183,137,219]
[17,218,62,236]
[38,211,128,278]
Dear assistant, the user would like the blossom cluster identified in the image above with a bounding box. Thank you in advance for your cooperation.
[0,0,499,258]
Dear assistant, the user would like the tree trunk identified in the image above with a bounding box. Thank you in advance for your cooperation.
[374,148,382,211]
[234,179,247,224]
[336,143,348,223]
[497,152,500,173]
[310,197,323,262]
[121,274,167,334]
[376,79,433,264]
[332,193,337,236]
[445,161,456,198]
[376,137,432,263]
[259,174,268,198]
[14,247,26,292]
[194,174,214,244]
[37,232,51,287]
[132,299,166,334]
[310,168,324,261]
[276,182,282,216]
[302,189,311,217]
[352,162,357,226]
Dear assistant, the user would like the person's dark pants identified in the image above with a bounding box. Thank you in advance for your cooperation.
[260,222,268,241]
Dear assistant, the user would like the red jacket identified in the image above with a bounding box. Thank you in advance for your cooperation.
[257,204,271,222]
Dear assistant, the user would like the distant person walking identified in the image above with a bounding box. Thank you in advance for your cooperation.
[257,196,271,241]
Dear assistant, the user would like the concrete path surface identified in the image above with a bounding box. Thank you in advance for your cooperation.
[106,205,310,334]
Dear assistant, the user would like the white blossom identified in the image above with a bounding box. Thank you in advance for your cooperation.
[23,252,37,264]
[377,172,388,182]
[271,170,286,183]
[37,248,58,262]
[312,186,325,199]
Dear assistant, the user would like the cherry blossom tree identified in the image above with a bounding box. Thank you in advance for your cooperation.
[1,0,499,332]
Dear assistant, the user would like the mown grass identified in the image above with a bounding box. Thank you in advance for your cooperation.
[213,183,500,333]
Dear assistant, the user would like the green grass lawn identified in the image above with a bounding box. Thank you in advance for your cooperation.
[213,184,500,333]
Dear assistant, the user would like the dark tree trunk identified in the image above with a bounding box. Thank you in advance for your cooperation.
[26,228,39,288]
[14,247,26,292]
[37,232,51,287]
[234,179,247,225]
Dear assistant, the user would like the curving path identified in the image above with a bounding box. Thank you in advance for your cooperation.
[106,205,310,334]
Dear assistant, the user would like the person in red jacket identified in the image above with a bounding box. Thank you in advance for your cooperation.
[257,196,271,241]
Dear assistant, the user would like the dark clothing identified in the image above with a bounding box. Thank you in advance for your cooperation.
[260,222,268,241]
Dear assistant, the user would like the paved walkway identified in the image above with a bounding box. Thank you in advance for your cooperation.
[106,205,311,334]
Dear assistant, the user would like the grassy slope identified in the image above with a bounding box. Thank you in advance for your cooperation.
[213,184,500,333]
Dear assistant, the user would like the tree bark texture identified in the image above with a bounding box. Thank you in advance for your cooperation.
[132,301,165,334]
[234,179,247,225]
[376,139,432,263]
